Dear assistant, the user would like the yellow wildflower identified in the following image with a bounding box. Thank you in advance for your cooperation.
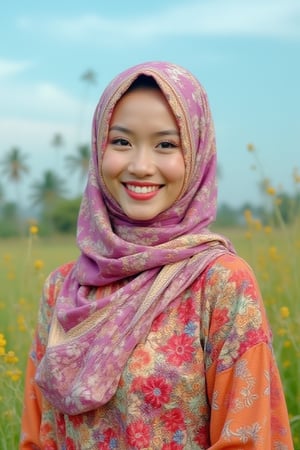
[269,246,279,261]
[4,351,19,364]
[17,315,26,332]
[29,225,39,235]
[253,219,262,231]
[283,340,291,348]
[277,328,287,336]
[0,333,7,348]
[266,186,276,196]
[6,369,22,382]
[264,226,272,234]
[7,270,16,280]
[243,209,252,223]
[280,306,290,319]
[3,253,12,263]
[34,259,44,270]
[283,360,291,368]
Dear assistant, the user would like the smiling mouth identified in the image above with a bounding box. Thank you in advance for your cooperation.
[125,184,161,194]
[122,182,162,200]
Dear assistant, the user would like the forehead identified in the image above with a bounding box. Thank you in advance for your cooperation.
[110,87,178,127]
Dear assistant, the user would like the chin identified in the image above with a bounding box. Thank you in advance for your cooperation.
[125,210,160,222]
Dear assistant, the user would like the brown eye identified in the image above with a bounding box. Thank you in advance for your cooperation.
[112,138,130,146]
[157,141,178,150]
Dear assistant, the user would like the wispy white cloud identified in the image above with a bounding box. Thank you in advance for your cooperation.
[0,80,93,123]
[0,117,77,153]
[0,59,32,78]
[16,0,300,43]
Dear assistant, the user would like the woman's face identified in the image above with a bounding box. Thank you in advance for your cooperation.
[101,88,185,221]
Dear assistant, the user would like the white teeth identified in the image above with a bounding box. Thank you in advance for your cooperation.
[126,184,159,194]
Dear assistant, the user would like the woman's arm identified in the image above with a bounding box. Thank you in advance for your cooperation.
[207,343,293,448]
[202,254,293,448]
[20,357,42,449]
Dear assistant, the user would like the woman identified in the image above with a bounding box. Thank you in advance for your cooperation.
[20,61,293,449]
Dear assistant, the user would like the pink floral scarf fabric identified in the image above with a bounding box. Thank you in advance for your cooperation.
[35,61,235,414]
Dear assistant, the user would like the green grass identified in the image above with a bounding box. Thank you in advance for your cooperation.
[0,235,79,448]
[0,225,299,448]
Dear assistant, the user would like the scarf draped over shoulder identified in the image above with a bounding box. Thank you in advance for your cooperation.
[35,61,235,414]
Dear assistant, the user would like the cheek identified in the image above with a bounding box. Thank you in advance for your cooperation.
[101,150,120,181]
[164,154,185,185]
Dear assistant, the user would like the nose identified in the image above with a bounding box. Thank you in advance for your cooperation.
[127,147,155,177]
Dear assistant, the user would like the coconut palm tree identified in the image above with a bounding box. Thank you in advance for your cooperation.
[0,147,29,204]
[80,69,98,86]
[30,170,67,233]
[76,69,98,145]
[30,170,67,211]
[65,144,90,192]
[51,132,65,174]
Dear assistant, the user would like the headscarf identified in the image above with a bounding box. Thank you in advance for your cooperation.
[35,61,235,414]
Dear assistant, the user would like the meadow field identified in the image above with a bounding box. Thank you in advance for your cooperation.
[0,220,299,448]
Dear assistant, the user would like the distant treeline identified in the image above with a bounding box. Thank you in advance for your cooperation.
[0,191,299,237]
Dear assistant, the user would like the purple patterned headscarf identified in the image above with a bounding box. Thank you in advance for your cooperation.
[36,61,235,414]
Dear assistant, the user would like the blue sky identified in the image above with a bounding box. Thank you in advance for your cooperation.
[1,0,300,208]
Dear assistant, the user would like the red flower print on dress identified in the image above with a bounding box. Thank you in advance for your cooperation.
[129,347,151,372]
[42,439,58,450]
[162,408,185,432]
[178,298,196,324]
[160,333,195,366]
[47,281,57,307]
[59,262,74,277]
[210,308,229,335]
[40,421,52,437]
[194,425,210,447]
[68,413,84,427]
[126,420,151,449]
[152,311,167,332]
[239,327,268,355]
[55,413,66,436]
[34,336,46,362]
[130,375,144,393]
[162,443,184,450]
[65,437,76,450]
[229,266,256,292]
[141,375,171,408]
[97,428,117,450]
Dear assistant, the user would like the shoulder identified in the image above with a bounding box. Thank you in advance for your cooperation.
[204,253,258,289]
[42,261,76,306]
[45,260,75,286]
[207,252,254,275]
[193,252,263,314]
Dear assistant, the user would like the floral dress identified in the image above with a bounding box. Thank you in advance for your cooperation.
[20,254,293,449]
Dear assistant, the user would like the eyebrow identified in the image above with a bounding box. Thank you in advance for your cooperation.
[109,125,180,137]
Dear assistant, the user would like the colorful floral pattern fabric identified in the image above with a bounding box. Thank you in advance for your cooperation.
[20,254,293,449]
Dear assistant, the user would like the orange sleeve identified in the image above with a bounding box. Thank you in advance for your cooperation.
[20,357,43,449]
[207,343,293,449]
